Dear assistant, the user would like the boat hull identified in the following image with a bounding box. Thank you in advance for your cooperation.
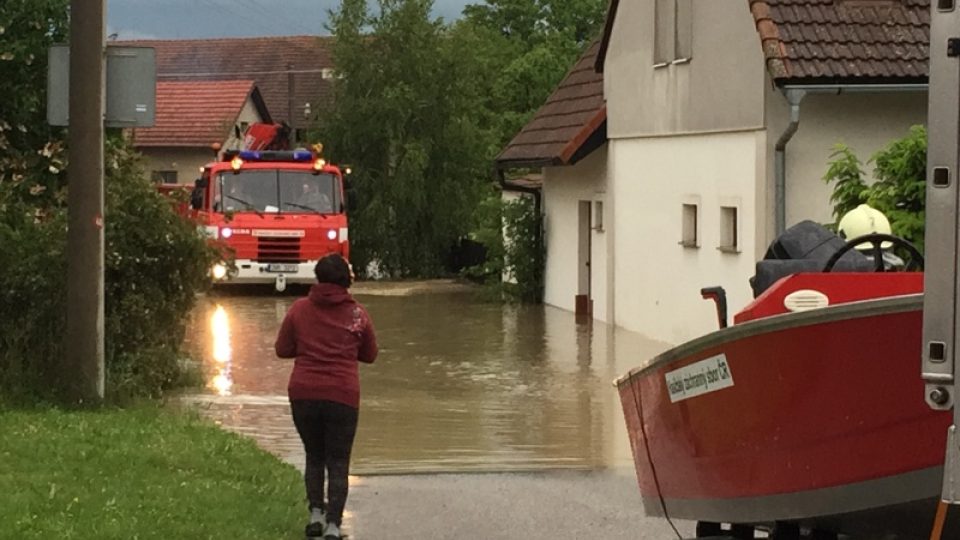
[618,294,953,538]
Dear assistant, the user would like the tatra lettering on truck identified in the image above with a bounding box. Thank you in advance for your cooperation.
[187,146,350,292]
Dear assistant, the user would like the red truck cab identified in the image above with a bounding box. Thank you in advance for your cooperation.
[190,149,349,291]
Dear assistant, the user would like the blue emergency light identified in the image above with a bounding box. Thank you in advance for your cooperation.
[236,150,315,162]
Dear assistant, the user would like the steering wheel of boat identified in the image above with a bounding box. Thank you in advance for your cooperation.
[822,233,924,272]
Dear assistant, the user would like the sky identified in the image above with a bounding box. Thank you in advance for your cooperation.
[107,0,474,40]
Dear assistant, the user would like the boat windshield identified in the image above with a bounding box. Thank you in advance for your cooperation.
[217,170,339,214]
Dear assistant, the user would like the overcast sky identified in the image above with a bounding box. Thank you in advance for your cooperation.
[107,0,473,40]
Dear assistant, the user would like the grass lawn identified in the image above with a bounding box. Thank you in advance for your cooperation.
[0,405,306,539]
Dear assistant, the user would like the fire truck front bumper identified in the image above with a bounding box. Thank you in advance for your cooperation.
[212,260,319,291]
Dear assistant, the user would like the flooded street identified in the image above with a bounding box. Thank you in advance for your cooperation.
[181,284,671,475]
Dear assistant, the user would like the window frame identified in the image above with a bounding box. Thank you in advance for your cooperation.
[151,170,178,184]
[719,205,740,253]
[680,201,700,249]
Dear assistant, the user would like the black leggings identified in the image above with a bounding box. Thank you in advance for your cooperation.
[290,400,359,526]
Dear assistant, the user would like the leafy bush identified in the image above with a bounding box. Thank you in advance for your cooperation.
[823,125,927,252]
[1,1,215,403]
[0,138,217,403]
[463,192,543,303]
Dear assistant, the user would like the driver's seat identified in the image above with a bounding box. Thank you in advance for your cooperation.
[750,220,872,297]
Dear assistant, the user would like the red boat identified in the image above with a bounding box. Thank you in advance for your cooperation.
[615,228,959,539]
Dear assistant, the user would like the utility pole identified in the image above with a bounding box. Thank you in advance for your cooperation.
[64,0,106,404]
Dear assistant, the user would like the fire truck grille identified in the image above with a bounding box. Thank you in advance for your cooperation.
[256,237,302,263]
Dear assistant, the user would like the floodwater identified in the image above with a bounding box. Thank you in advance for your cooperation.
[180,285,671,475]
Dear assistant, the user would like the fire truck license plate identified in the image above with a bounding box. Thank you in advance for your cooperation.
[267,264,298,273]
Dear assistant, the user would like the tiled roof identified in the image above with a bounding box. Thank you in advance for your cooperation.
[496,40,606,168]
[749,0,930,82]
[132,80,264,147]
[116,36,333,129]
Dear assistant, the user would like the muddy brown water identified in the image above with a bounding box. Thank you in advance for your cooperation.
[181,285,670,475]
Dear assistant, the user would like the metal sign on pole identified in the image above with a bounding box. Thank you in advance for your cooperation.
[923,2,960,502]
[48,45,156,128]
[64,0,106,404]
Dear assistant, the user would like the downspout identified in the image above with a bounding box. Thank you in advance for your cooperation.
[774,88,805,236]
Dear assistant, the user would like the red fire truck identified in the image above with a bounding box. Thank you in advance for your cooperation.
[188,147,350,291]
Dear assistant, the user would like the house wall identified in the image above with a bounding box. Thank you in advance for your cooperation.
[603,0,766,138]
[542,146,612,323]
[138,96,264,184]
[611,130,764,345]
[141,148,214,185]
[763,89,928,241]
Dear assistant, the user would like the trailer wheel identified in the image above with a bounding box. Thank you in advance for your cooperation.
[695,521,723,537]
[730,524,754,539]
[770,522,800,540]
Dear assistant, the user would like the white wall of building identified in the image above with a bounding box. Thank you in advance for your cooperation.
[542,146,612,323]
[611,130,764,345]
[765,90,928,235]
[141,148,214,185]
[603,0,765,138]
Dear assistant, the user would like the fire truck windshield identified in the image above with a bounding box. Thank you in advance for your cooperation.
[217,171,339,214]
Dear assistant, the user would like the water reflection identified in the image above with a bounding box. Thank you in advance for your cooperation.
[210,305,233,396]
[181,288,671,474]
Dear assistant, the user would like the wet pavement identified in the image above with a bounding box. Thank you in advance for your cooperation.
[179,282,694,538]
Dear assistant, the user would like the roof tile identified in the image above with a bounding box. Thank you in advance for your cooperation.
[748,0,930,82]
[496,41,606,167]
[132,80,259,148]
[116,36,333,129]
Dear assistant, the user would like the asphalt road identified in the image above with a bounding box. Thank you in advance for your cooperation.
[340,468,696,540]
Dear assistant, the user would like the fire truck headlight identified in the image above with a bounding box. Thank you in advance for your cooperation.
[326,229,337,241]
[221,227,233,239]
[212,263,228,280]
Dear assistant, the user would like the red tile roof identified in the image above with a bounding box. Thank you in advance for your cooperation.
[749,0,930,82]
[132,80,266,147]
[496,41,606,168]
[117,36,333,129]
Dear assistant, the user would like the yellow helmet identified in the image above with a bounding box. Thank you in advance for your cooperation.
[838,204,892,250]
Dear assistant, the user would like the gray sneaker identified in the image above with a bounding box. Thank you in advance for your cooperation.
[323,522,342,540]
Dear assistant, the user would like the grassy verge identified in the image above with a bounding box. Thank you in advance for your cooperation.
[0,405,305,539]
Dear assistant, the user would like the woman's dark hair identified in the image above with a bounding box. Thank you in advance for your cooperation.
[314,254,352,288]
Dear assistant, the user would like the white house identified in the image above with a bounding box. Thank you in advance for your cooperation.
[496,41,611,321]
[498,0,929,345]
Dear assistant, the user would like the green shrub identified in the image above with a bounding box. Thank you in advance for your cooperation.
[464,192,543,303]
[0,138,217,403]
[823,125,927,252]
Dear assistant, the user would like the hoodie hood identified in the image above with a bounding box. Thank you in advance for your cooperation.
[309,283,353,306]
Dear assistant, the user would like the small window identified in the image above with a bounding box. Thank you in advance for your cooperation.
[655,0,692,65]
[681,203,698,248]
[654,0,675,65]
[151,170,178,184]
[594,201,604,232]
[675,0,693,61]
[720,206,739,252]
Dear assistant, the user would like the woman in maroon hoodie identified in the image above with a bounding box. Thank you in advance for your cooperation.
[275,254,378,540]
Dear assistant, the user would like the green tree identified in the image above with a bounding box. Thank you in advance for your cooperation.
[0,0,70,215]
[0,1,216,403]
[823,126,928,252]
[320,0,496,276]
[459,0,606,145]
